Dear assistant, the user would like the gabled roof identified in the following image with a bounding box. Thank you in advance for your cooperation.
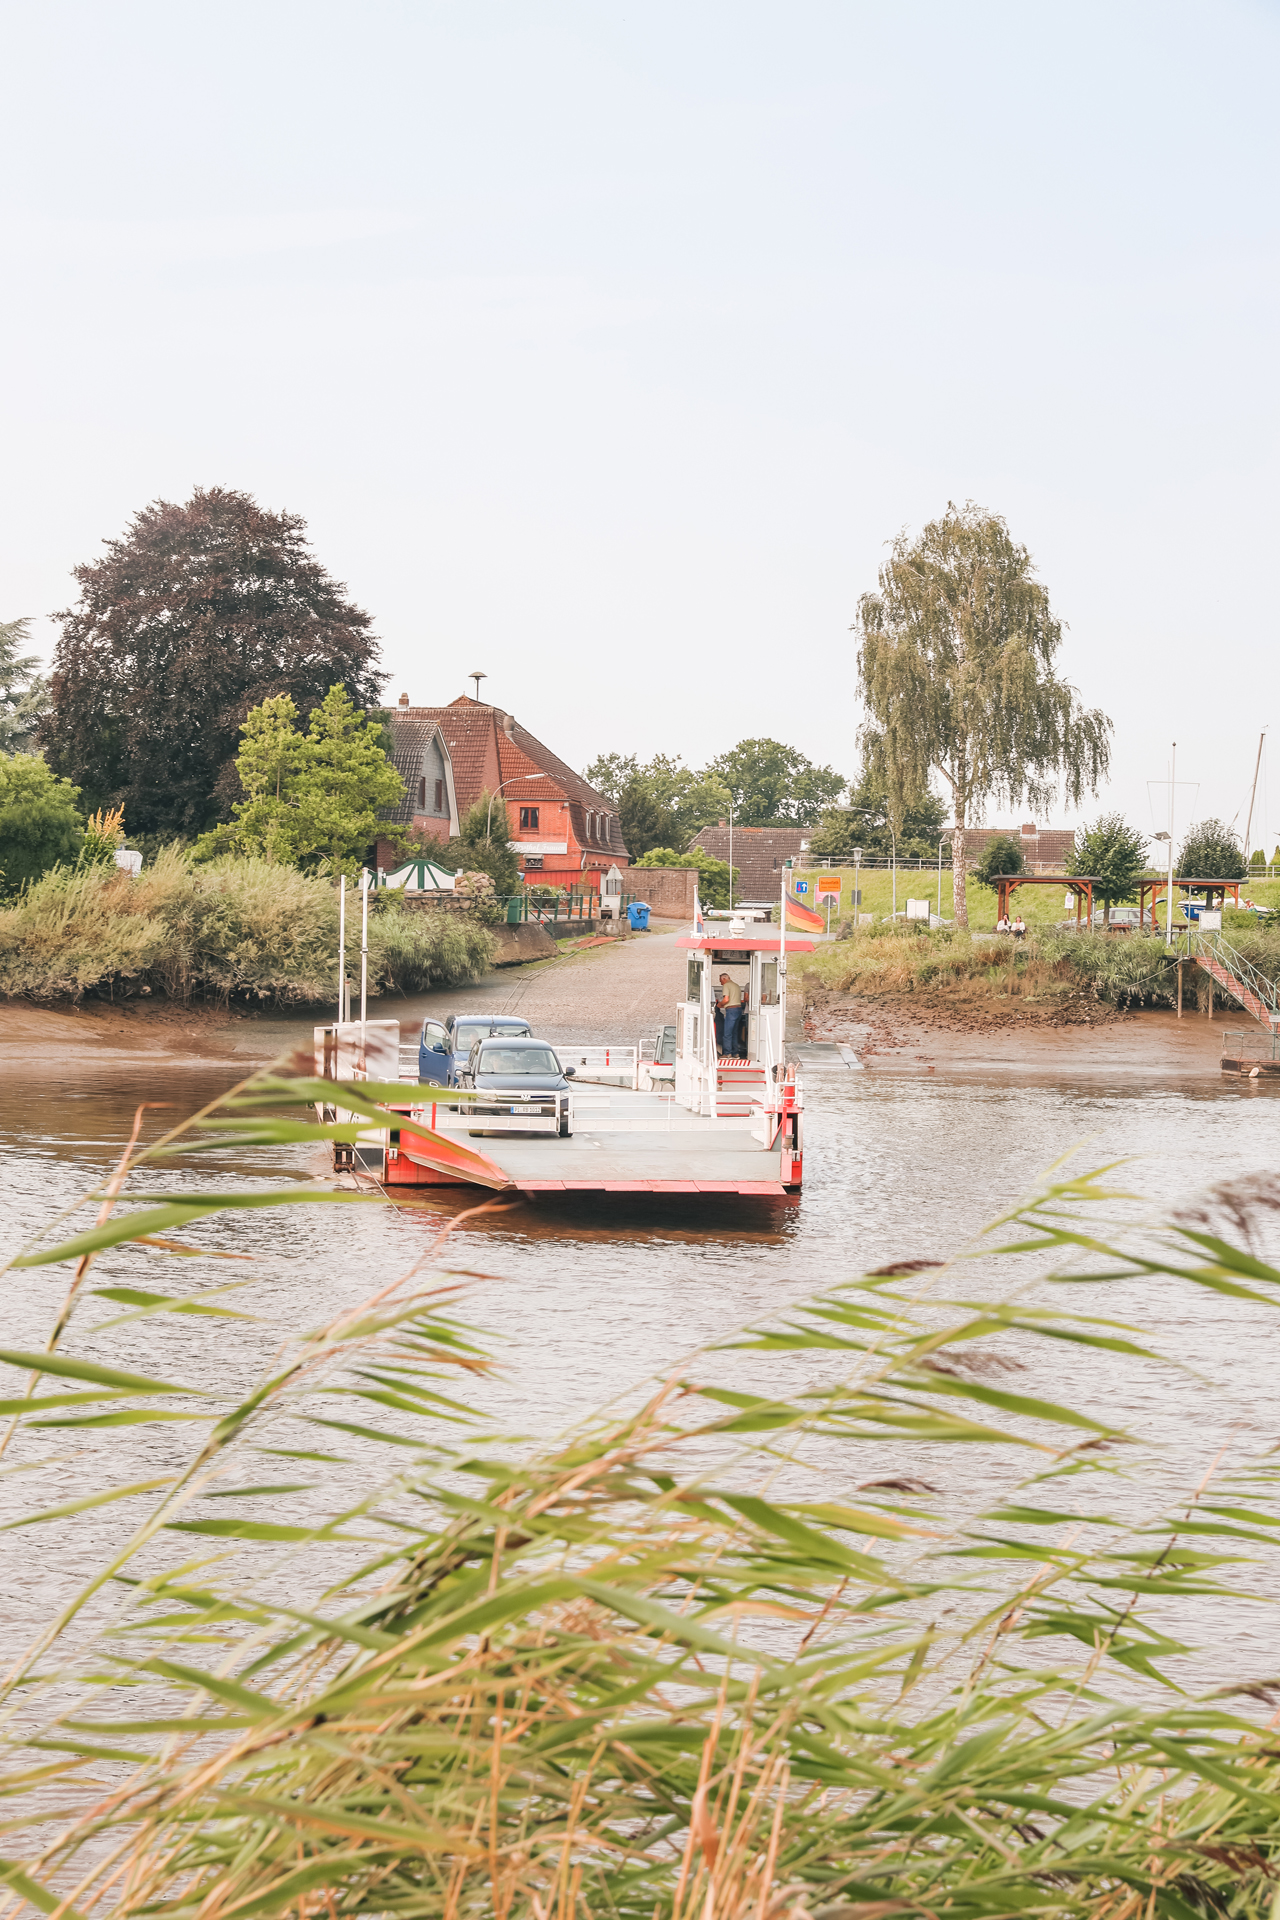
[386,697,629,861]
[382,718,459,830]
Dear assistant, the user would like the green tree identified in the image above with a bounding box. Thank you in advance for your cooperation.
[970,834,1026,891]
[196,686,403,871]
[1067,814,1150,925]
[42,488,383,835]
[855,502,1111,928]
[585,752,731,848]
[442,792,520,896]
[808,760,947,861]
[0,754,82,892]
[1176,817,1247,880]
[616,780,681,858]
[705,738,846,827]
[633,846,737,909]
[0,619,48,755]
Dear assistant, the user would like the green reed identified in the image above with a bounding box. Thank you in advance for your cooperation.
[0,1061,1279,1917]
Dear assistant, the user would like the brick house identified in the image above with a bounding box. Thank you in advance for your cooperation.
[377,694,629,890]
[685,823,814,902]
[960,823,1076,873]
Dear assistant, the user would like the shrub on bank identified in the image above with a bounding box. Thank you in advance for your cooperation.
[0,850,494,1002]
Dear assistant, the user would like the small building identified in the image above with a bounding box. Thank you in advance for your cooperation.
[961,823,1075,873]
[685,823,812,900]
[377,693,629,894]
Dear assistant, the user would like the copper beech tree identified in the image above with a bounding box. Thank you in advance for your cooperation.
[854,502,1111,927]
[41,488,384,836]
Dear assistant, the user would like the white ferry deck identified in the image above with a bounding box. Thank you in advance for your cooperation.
[408,1084,790,1194]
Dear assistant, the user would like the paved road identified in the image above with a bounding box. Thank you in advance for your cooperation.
[217,925,693,1056]
[415,927,690,1048]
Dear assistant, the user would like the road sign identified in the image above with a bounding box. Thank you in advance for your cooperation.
[816,877,840,897]
[795,880,808,894]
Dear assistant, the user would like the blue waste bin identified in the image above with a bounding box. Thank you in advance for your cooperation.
[627,901,650,931]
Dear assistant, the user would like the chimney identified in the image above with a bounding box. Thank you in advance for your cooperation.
[397,692,409,707]
[718,817,726,828]
[501,712,516,740]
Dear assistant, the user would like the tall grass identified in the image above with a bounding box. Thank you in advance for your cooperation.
[811,924,1195,1009]
[1,1067,1280,1914]
[0,851,494,1003]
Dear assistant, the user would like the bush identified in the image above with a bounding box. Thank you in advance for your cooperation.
[0,849,493,1003]
[634,845,737,908]
[368,901,494,993]
[968,832,1024,889]
[0,752,83,892]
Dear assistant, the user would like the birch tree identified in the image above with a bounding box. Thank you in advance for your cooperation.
[855,503,1111,927]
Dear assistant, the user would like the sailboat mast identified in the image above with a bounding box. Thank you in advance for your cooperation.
[1244,730,1266,861]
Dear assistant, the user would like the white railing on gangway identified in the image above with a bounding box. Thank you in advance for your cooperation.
[555,1044,639,1087]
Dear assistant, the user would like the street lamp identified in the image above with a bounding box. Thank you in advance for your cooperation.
[853,846,862,926]
[485,776,529,843]
[1152,831,1174,944]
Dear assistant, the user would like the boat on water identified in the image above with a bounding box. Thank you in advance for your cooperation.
[314,899,814,1198]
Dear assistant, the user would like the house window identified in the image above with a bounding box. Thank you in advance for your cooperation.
[520,806,540,831]
[524,854,543,869]
[434,779,444,813]
[417,778,426,808]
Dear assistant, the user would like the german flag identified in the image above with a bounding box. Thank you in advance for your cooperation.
[785,889,826,933]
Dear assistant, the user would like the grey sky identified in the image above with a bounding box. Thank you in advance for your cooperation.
[2,1,1277,846]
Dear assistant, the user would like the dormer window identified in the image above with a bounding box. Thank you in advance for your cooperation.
[417,778,426,808]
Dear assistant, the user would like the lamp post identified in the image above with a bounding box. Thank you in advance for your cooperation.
[889,827,897,920]
[485,776,529,843]
[728,804,734,913]
[853,846,862,926]
[1152,831,1174,944]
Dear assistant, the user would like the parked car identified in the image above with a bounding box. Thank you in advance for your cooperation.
[458,1036,576,1137]
[418,1012,534,1086]
[1091,906,1143,931]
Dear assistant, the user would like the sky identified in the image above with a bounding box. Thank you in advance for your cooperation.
[2,0,1277,849]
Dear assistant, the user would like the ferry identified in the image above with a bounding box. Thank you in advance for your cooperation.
[314,891,814,1198]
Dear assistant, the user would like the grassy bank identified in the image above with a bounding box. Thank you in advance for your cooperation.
[793,865,1280,932]
[804,919,1280,1011]
[5,1071,1280,1914]
[0,849,495,1002]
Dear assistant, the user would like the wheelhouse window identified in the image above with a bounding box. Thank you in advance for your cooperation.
[519,806,540,831]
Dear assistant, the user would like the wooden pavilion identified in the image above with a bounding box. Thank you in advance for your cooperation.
[1137,877,1242,930]
[992,875,1095,927]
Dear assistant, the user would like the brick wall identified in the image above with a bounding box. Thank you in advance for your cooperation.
[625,865,698,919]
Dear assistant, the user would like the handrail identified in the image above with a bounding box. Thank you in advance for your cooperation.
[1193,930,1280,1025]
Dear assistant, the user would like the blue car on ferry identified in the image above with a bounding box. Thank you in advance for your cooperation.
[418,1012,535,1087]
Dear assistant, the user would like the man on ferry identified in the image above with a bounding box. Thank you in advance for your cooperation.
[718,972,745,1057]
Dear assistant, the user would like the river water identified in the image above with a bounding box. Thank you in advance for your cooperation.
[2,1042,1279,1693]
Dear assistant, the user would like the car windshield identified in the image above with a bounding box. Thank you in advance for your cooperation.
[476,1047,560,1075]
[454,1022,529,1051]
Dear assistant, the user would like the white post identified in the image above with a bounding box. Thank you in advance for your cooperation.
[1174,733,1182,944]
[779,863,787,1073]
[359,868,369,1026]
[338,875,346,1025]
[891,830,897,920]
